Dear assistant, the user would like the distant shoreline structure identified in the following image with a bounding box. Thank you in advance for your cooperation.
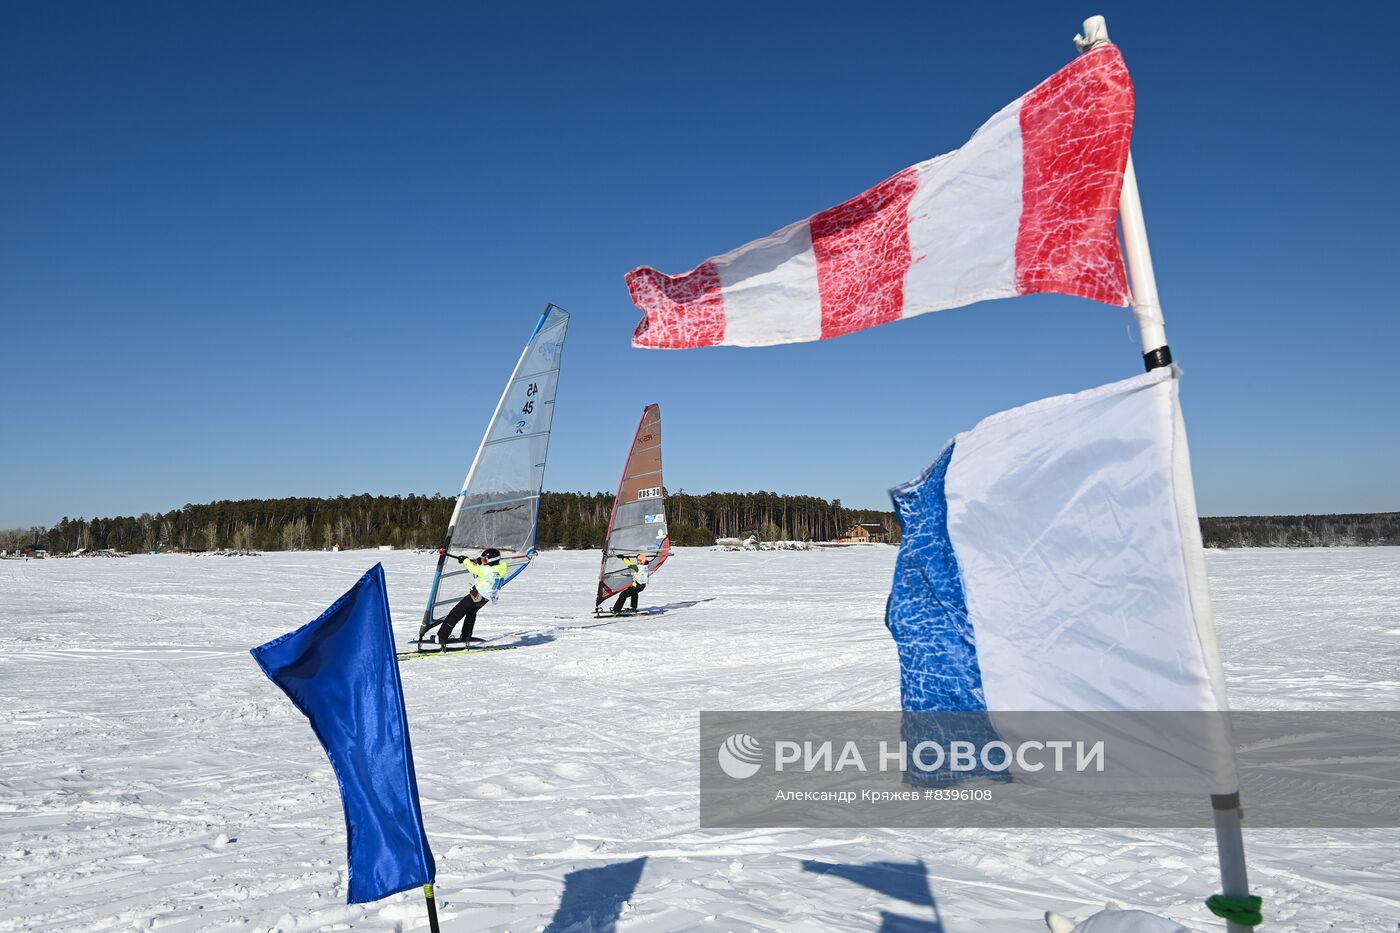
[2,497,1395,555]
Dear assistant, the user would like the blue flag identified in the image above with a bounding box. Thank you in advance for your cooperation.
[251,563,435,904]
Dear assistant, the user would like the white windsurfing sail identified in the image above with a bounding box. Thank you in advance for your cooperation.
[596,404,670,607]
[420,304,569,635]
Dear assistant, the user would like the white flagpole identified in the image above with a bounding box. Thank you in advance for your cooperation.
[1118,153,1172,370]
[1076,15,1255,933]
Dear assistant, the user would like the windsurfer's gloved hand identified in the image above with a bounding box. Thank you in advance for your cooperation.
[489,589,500,605]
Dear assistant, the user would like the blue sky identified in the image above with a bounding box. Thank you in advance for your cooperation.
[3,2,1396,528]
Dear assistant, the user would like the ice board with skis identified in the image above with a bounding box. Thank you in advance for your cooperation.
[595,403,670,614]
[411,303,569,652]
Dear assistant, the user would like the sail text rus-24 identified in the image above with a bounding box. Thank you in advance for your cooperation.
[417,304,569,642]
[596,404,670,612]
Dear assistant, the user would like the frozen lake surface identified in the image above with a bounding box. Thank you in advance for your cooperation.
[2,546,1398,931]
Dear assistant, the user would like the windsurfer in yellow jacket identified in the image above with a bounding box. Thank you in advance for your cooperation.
[430,547,508,646]
[608,551,652,615]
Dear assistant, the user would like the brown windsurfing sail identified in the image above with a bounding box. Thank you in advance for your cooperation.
[596,404,670,606]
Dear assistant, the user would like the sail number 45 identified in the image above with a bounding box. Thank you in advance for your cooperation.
[514,383,540,434]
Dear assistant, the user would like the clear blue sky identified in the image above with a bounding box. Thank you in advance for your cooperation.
[3,2,1396,528]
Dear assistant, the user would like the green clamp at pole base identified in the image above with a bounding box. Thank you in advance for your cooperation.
[1206,894,1263,927]
[423,883,441,933]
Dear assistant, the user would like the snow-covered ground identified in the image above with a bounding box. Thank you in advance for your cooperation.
[2,547,1397,932]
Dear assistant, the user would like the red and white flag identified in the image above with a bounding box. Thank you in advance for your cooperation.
[626,46,1135,349]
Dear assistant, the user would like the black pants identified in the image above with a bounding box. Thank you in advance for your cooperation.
[439,594,486,642]
[611,582,645,613]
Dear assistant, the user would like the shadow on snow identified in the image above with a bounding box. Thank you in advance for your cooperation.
[483,632,558,650]
[802,858,945,932]
[582,597,718,627]
[543,857,648,933]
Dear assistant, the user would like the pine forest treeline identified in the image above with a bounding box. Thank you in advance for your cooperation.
[1199,513,1400,548]
[6,499,1397,555]
[2,492,900,554]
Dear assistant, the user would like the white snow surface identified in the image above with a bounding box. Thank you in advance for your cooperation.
[2,546,1398,931]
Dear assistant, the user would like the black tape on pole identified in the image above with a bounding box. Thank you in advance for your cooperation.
[1143,345,1173,371]
[1210,791,1242,812]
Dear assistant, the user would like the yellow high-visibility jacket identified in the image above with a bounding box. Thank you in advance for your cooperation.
[462,557,508,598]
[620,556,650,586]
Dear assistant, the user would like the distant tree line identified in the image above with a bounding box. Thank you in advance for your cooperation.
[1199,513,1400,548]
[0,491,900,554]
[8,501,1394,555]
